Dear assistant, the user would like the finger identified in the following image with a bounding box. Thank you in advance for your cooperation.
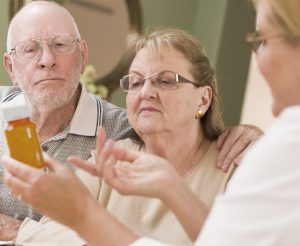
[102,155,131,193]
[216,126,243,168]
[43,154,63,172]
[4,170,30,199]
[109,166,137,195]
[96,127,107,156]
[232,140,257,166]
[220,132,253,171]
[102,155,117,181]
[95,139,115,175]
[68,156,98,176]
[216,128,230,150]
[2,156,40,182]
[111,146,139,163]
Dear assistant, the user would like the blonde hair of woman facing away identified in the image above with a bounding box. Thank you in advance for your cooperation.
[252,0,300,42]
[3,28,235,246]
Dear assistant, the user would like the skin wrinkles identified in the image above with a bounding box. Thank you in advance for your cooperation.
[5,3,86,113]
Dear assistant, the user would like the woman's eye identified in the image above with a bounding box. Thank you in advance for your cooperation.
[158,78,173,85]
[129,81,143,89]
[157,79,174,88]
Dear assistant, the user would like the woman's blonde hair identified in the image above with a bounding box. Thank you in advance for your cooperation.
[126,27,224,140]
[252,0,300,43]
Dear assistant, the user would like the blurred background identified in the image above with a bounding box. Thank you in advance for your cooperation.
[0,0,274,130]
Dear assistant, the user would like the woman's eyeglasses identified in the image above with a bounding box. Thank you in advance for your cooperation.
[120,71,199,93]
[246,30,283,53]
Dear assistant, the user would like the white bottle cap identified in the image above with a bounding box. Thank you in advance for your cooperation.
[0,101,30,122]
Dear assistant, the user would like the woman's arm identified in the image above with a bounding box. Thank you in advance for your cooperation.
[3,155,138,246]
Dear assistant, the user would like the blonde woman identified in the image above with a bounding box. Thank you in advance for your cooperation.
[197,0,300,245]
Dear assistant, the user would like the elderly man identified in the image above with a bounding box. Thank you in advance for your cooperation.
[0,0,133,239]
[0,0,261,242]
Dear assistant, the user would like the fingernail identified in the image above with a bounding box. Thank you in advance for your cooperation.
[217,161,223,168]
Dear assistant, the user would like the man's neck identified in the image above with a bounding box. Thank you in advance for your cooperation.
[30,88,81,143]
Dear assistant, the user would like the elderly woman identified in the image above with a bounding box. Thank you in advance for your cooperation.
[5,28,248,246]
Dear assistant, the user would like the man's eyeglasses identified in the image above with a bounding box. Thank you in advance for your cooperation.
[9,34,81,60]
[246,30,283,53]
[120,71,199,93]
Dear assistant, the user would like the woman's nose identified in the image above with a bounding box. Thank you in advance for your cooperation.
[140,79,158,98]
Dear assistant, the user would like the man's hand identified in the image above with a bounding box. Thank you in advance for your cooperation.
[0,213,21,241]
[216,124,263,171]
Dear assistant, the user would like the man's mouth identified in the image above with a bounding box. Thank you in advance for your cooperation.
[34,78,64,85]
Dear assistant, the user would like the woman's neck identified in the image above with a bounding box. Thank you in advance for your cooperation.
[141,129,211,177]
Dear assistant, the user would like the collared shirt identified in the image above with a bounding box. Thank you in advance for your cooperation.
[0,84,135,221]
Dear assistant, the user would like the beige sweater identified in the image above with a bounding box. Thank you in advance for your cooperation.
[17,139,235,246]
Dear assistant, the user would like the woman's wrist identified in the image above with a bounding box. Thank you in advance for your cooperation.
[73,195,100,235]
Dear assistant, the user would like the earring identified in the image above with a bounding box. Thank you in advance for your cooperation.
[195,110,203,119]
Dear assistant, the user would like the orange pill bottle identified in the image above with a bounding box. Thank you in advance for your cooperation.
[2,103,44,168]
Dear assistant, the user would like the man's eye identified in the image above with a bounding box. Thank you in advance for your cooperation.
[53,42,68,48]
[23,46,37,54]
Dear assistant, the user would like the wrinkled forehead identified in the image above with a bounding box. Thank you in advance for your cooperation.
[130,45,194,77]
[9,5,78,47]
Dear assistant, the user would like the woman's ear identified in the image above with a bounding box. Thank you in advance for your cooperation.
[198,86,212,114]
[3,53,17,85]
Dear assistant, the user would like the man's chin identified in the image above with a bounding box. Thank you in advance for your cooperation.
[29,93,66,110]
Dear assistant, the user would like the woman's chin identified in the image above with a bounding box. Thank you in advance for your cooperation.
[136,124,161,136]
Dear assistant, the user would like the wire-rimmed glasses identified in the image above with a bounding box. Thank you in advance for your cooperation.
[120,70,199,93]
[9,34,81,60]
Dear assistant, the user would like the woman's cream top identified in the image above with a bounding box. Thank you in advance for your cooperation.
[16,138,235,246]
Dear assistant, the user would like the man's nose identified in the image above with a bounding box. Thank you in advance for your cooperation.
[37,43,56,68]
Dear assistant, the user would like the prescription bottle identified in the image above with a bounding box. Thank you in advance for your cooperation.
[2,103,44,168]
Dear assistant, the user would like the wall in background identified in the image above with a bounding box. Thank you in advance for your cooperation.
[240,55,274,131]
[0,0,255,127]
[0,0,10,85]
[112,0,255,127]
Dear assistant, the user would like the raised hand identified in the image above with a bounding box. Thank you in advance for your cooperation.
[68,127,114,177]
[100,145,183,201]
[3,155,94,230]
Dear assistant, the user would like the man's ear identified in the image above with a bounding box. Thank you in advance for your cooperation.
[3,53,17,85]
[79,39,89,73]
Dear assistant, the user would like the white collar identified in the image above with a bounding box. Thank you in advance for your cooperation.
[69,84,102,136]
[6,84,101,137]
